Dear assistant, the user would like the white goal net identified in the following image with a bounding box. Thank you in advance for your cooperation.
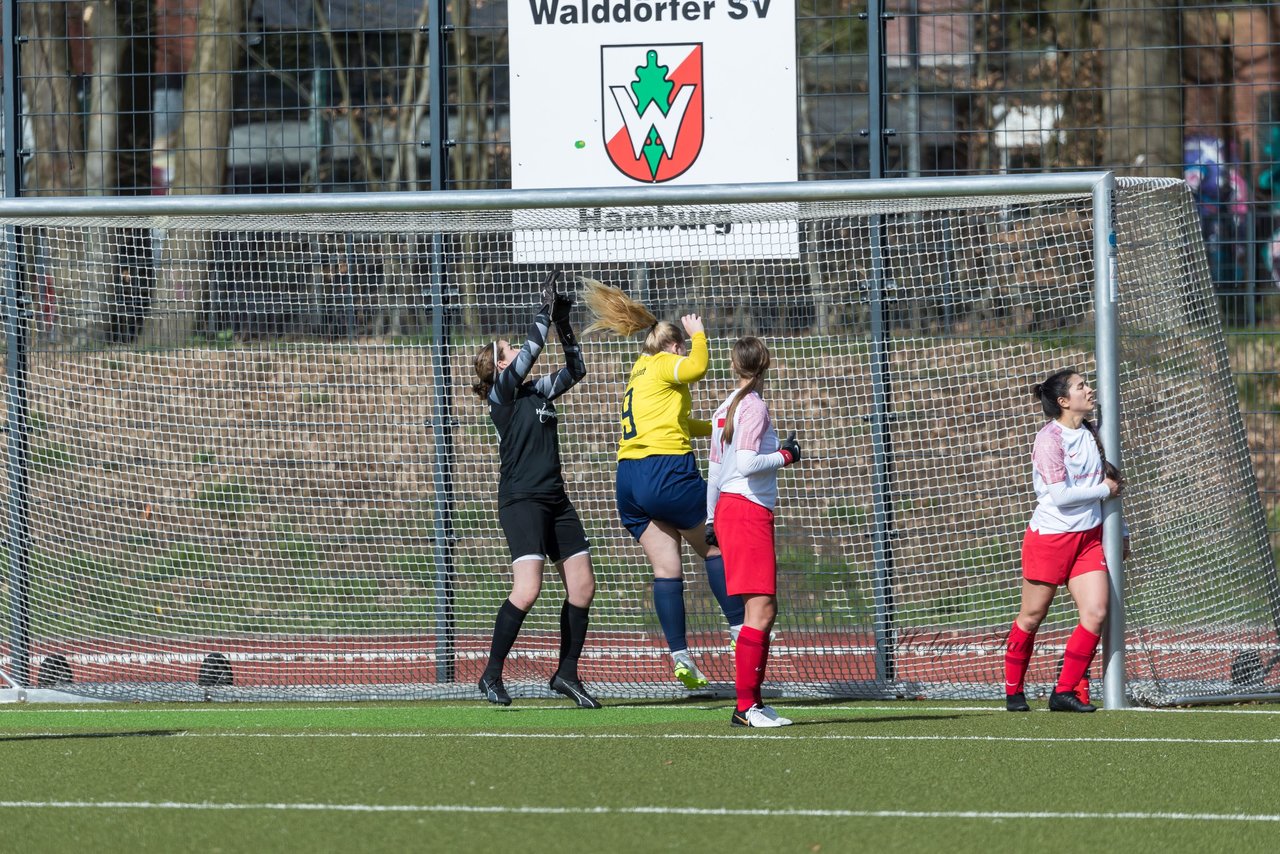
[0,176,1274,705]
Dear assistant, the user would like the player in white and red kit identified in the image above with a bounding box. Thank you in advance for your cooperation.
[705,337,802,728]
[1004,368,1128,712]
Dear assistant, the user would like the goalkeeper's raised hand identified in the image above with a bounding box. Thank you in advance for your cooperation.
[538,268,563,314]
[779,432,802,466]
[551,291,575,324]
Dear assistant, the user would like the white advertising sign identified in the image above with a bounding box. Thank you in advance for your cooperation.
[508,0,799,261]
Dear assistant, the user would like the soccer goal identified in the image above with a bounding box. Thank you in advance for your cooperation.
[0,174,1275,707]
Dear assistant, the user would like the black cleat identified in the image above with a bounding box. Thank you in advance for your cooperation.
[1005,692,1031,712]
[550,674,601,709]
[478,674,511,706]
[1048,689,1097,713]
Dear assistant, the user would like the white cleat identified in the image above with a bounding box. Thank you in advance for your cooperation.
[757,705,791,724]
[731,704,793,728]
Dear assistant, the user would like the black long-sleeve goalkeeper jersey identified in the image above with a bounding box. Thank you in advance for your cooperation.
[488,308,586,505]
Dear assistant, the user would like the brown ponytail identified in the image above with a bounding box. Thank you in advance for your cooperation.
[580,277,687,355]
[722,337,771,446]
[1082,419,1124,486]
[472,343,498,400]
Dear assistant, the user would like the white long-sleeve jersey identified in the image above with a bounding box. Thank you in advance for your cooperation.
[707,389,786,520]
[1028,420,1110,534]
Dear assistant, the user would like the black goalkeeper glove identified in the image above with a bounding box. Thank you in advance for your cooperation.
[704,519,717,547]
[538,268,563,313]
[779,432,801,466]
[551,292,575,324]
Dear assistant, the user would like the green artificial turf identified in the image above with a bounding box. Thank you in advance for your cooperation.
[1,700,1279,853]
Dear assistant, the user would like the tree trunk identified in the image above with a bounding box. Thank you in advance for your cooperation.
[107,0,155,344]
[85,2,123,197]
[20,4,86,347]
[1102,0,1182,177]
[20,4,85,196]
[83,2,122,341]
[1044,0,1102,169]
[141,0,245,347]
[452,2,485,331]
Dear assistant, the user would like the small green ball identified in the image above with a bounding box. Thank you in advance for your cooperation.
[574,140,586,149]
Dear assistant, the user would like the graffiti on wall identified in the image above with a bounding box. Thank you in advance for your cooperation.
[1184,135,1254,288]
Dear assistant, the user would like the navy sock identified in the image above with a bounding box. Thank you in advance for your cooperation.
[652,577,688,653]
[704,554,744,628]
[483,599,528,680]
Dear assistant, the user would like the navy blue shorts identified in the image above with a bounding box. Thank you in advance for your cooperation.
[615,453,708,540]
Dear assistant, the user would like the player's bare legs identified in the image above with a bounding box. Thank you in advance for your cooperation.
[1015,578,1057,635]
[639,519,684,580]
[479,557,545,706]
[557,551,595,609]
[1046,569,1109,712]
[680,523,719,561]
[1004,579,1057,711]
[1066,570,1108,636]
[640,520,707,689]
[680,523,743,648]
[509,557,546,611]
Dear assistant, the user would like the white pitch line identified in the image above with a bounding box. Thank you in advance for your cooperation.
[5,731,1279,745]
[0,801,1277,824]
[4,703,1280,716]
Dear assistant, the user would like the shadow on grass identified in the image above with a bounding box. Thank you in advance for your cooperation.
[788,714,977,727]
[602,695,735,707]
[777,697,998,709]
[0,729,184,742]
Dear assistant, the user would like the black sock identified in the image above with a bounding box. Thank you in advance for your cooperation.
[483,599,528,680]
[556,600,590,681]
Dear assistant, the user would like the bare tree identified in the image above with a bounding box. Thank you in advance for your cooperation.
[19,4,87,345]
[141,0,247,346]
[20,4,85,196]
[81,1,154,344]
[451,1,510,331]
[84,2,123,198]
[1101,0,1181,177]
[1043,0,1103,169]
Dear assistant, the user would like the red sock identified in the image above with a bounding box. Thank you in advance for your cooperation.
[1075,674,1091,705]
[756,632,771,708]
[1056,625,1100,694]
[735,626,768,713]
[1004,621,1036,696]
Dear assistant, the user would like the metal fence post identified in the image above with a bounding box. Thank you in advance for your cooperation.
[428,0,450,192]
[865,0,898,688]
[1,0,32,689]
[429,232,456,683]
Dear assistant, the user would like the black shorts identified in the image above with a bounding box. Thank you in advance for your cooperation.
[497,492,590,564]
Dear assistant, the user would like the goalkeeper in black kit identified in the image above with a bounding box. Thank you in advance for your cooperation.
[470,271,600,709]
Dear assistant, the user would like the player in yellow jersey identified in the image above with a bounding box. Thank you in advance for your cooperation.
[583,279,744,690]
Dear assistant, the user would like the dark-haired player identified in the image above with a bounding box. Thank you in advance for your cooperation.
[1004,368,1128,713]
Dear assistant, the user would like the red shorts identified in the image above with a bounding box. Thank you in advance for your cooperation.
[1021,525,1106,586]
[715,492,776,596]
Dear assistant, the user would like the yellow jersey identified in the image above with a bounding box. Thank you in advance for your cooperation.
[617,331,712,460]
